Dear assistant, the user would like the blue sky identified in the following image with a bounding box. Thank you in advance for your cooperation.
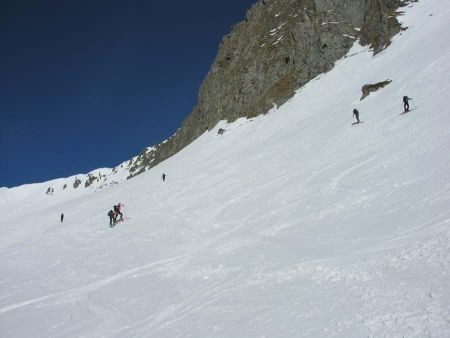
[0,0,255,188]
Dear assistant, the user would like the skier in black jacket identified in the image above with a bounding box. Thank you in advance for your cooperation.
[108,210,115,227]
[403,96,412,112]
[353,109,360,123]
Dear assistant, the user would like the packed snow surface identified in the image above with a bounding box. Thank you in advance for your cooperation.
[1,1,449,337]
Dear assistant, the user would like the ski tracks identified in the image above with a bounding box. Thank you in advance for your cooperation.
[0,254,185,316]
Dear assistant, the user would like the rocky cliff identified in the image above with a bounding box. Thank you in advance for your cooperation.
[127,0,407,178]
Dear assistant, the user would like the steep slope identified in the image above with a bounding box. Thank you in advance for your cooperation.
[126,0,405,178]
[1,1,450,337]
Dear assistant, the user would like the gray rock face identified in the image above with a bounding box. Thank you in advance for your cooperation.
[127,0,405,178]
[361,80,392,100]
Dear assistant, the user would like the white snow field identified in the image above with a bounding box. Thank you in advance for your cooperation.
[1,1,450,337]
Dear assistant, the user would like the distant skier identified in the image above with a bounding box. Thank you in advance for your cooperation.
[113,204,123,222]
[403,96,412,112]
[108,210,115,227]
[162,173,166,182]
[60,213,64,223]
[353,109,360,123]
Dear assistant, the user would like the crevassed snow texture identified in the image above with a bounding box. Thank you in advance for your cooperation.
[1,1,449,337]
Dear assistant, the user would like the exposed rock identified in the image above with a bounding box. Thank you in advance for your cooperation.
[127,0,406,178]
[218,128,226,135]
[84,173,98,188]
[73,178,81,189]
[361,80,392,100]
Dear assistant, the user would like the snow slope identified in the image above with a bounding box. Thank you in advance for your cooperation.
[1,1,449,337]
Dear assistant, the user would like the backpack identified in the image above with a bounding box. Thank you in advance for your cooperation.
[403,96,408,102]
[108,210,113,217]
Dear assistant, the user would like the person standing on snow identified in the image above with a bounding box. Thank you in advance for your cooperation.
[113,204,123,222]
[108,210,115,227]
[353,109,360,123]
[60,213,64,223]
[403,96,412,112]
[162,173,166,182]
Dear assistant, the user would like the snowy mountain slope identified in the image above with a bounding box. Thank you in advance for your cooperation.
[1,1,450,337]
[0,145,158,207]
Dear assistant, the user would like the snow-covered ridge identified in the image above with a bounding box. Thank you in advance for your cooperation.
[0,144,161,209]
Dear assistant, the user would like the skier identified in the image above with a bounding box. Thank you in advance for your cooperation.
[113,204,123,222]
[162,173,166,182]
[60,213,64,223]
[108,210,115,227]
[353,109,360,123]
[403,96,412,112]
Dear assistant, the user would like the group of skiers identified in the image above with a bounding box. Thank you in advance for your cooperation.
[104,174,167,227]
[108,203,124,227]
[100,97,414,227]
[101,97,414,227]
[352,95,413,123]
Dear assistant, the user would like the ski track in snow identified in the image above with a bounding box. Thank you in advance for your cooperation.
[1,1,450,337]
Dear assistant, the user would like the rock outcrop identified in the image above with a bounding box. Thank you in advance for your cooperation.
[127,0,407,178]
[361,80,393,100]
